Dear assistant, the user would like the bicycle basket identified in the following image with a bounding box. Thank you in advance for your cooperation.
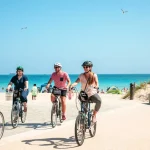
[78,91,88,101]
[52,88,61,96]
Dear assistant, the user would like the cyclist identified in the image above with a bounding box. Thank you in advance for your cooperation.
[46,63,71,120]
[70,61,101,123]
[6,66,29,112]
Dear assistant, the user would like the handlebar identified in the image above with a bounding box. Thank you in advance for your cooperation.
[6,88,23,93]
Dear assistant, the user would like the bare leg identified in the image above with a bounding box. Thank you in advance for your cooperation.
[61,96,66,119]
[51,94,55,102]
[92,110,98,122]
[23,102,27,112]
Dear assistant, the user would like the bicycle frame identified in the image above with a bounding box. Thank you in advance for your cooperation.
[80,101,92,128]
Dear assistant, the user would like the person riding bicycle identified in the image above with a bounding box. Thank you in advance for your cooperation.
[46,63,71,120]
[70,61,101,123]
[6,66,29,112]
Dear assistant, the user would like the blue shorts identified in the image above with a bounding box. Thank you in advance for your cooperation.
[13,89,29,104]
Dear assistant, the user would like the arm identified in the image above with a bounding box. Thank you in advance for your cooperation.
[94,75,100,93]
[95,75,99,88]
[7,76,14,91]
[71,78,80,87]
[66,78,71,89]
[46,78,53,89]
[7,82,13,90]
[24,76,29,91]
[24,81,29,90]
[65,73,71,89]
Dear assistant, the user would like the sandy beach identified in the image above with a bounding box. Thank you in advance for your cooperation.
[1,92,125,137]
[0,92,150,149]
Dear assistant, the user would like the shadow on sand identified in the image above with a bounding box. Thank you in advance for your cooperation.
[22,136,78,149]
[142,102,150,105]
[22,133,92,149]
[4,121,61,130]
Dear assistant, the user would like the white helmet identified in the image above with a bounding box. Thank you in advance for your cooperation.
[54,62,62,67]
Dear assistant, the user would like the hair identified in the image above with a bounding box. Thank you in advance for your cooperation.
[87,72,96,85]
[34,84,36,86]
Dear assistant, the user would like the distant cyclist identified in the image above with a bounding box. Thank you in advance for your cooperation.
[46,63,71,120]
[6,66,29,112]
[70,61,101,123]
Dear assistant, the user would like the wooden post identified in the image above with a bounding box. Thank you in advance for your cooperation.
[130,83,134,100]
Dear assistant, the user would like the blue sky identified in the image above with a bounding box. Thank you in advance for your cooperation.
[0,0,150,74]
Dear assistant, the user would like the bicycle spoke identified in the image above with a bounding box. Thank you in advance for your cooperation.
[75,115,85,146]
[51,104,57,128]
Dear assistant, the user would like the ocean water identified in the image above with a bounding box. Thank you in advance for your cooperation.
[0,74,150,92]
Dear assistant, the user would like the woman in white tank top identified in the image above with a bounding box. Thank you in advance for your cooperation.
[70,61,102,123]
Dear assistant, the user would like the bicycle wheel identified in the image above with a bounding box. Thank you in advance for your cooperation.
[75,114,85,146]
[59,101,63,123]
[89,115,97,137]
[21,104,27,123]
[11,103,19,128]
[0,112,5,139]
[51,103,58,128]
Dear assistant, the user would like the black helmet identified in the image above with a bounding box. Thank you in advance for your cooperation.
[82,61,93,67]
[16,66,24,71]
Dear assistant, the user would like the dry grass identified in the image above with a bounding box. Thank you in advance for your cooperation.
[122,91,130,99]
[122,82,147,99]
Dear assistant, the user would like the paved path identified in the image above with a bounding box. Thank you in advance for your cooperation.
[0,94,150,149]
[0,93,136,138]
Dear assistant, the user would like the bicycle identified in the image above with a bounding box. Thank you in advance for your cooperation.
[0,111,5,139]
[10,89,27,128]
[51,86,63,128]
[73,88,97,146]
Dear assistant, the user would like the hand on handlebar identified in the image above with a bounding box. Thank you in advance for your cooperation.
[46,85,50,90]
[6,88,13,92]
[24,88,28,91]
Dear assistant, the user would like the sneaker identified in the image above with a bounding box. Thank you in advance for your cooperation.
[62,115,66,120]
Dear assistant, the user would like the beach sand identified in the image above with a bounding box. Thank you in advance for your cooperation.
[0,93,150,149]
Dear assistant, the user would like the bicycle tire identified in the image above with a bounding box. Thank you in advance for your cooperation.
[51,103,57,128]
[75,114,85,146]
[11,103,19,128]
[0,112,5,139]
[21,105,27,123]
[89,114,97,137]
[59,101,63,123]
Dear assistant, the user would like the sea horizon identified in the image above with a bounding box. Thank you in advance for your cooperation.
[0,74,150,92]
[1,73,150,75]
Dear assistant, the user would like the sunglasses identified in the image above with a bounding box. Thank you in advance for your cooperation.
[83,66,90,69]
[54,66,60,68]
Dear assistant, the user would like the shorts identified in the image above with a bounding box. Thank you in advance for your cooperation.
[52,87,67,97]
[60,90,67,97]
[13,90,29,104]
[32,95,37,97]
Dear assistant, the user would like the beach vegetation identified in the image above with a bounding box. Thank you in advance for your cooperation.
[122,91,130,99]
[147,81,150,84]
[122,82,147,99]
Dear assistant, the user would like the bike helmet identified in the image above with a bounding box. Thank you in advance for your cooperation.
[82,61,93,67]
[16,66,24,71]
[54,62,62,68]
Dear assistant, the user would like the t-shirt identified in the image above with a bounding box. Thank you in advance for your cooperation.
[79,73,98,97]
[10,75,28,90]
[51,71,70,89]
[32,86,38,96]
